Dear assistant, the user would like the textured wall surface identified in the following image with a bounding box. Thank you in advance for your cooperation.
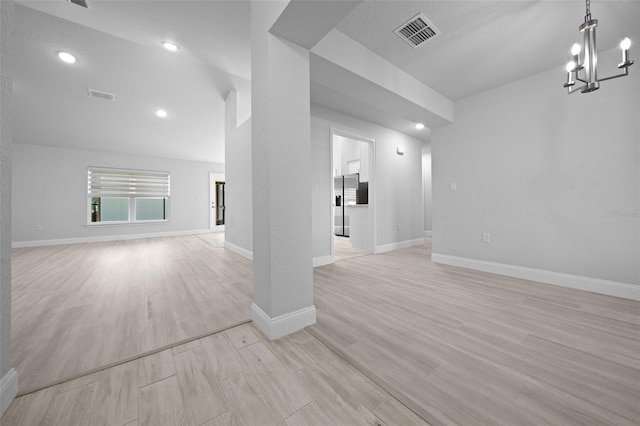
[224,90,253,255]
[251,0,313,319]
[432,47,639,285]
[13,143,223,243]
[0,0,14,381]
[423,152,432,232]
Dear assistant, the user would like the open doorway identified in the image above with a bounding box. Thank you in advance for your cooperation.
[331,129,375,262]
[209,172,226,232]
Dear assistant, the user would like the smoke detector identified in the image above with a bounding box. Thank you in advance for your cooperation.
[88,88,115,102]
[394,13,441,48]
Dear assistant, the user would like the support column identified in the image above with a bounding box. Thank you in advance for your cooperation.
[250,1,315,340]
[0,0,17,416]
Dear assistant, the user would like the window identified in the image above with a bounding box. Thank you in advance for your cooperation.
[88,168,170,224]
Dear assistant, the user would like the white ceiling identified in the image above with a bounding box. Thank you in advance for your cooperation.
[12,1,640,162]
[18,0,251,79]
[337,1,640,100]
[15,1,251,163]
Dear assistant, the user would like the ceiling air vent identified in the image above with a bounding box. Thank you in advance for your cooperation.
[394,13,440,48]
[88,88,115,102]
[67,0,89,8]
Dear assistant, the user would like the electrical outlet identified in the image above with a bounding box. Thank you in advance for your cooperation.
[449,182,457,192]
[313,184,319,193]
[36,224,43,231]
[482,232,491,243]
[397,223,401,230]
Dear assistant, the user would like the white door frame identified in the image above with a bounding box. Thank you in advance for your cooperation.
[330,127,376,261]
[209,172,226,232]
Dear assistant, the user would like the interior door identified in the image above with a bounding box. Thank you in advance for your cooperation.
[209,173,225,231]
[215,181,225,225]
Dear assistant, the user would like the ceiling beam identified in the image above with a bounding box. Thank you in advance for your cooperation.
[270,0,362,50]
[311,30,453,129]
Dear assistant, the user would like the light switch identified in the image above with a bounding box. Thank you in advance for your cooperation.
[482,233,491,243]
[449,182,457,192]
[313,184,319,193]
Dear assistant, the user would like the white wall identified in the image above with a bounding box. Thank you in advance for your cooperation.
[311,105,424,259]
[422,151,432,232]
[339,136,359,176]
[0,0,15,407]
[250,0,314,334]
[224,90,253,257]
[12,143,223,244]
[334,135,370,182]
[432,47,640,289]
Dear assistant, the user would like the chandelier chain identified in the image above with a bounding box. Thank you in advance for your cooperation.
[585,0,591,21]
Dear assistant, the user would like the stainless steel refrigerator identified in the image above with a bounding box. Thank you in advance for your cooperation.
[334,173,359,236]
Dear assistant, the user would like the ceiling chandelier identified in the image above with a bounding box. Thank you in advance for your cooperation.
[563,0,633,94]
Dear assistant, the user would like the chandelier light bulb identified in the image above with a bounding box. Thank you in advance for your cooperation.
[620,37,631,50]
[415,123,425,130]
[571,43,581,55]
[566,61,576,73]
[563,0,633,94]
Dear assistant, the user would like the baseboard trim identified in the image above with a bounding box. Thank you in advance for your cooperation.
[0,368,18,416]
[375,238,424,254]
[424,230,432,237]
[431,253,640,301]
[313,255,332,267]
[12,229,211,248]
[251,303,316,341]
[223,241,253,260]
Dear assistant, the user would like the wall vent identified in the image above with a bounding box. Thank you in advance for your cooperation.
[394,13,441,48]
[88,88,115,102]
[67,0,89,8]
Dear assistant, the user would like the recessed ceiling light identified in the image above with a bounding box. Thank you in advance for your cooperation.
[156,109,168,118]
[415,123,425,130]
[162,41,179,52]
[58,51,76,64]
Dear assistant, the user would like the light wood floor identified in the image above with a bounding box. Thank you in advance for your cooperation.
[333,235,369,262]
[11,234,253,394]
[9,234,640,425]
[310,238,640,425]
[2,323,424,426]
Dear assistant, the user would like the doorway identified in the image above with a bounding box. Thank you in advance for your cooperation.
[209,172,226,231]
[215,181,225,226]
[330,129,375,262]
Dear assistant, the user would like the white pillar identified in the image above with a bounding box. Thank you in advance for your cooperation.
[250,1,315,340]
[0,0,18,416]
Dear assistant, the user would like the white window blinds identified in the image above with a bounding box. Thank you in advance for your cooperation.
[88,168,170,198]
